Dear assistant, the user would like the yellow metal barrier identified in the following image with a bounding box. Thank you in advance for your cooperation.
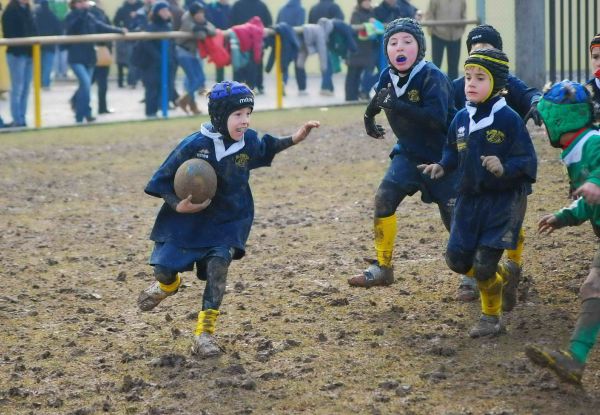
[32,44,42,129]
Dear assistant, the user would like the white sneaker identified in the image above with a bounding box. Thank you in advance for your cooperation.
[137,280,179,311]
[191,332,222,358]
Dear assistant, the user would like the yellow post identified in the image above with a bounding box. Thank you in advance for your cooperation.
[32,43,42,128]
[274,34,283,109]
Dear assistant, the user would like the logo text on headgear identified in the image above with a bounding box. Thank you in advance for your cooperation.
[239,97,253,104]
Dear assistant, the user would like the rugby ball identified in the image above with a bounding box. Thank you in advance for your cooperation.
[173,159,217,203]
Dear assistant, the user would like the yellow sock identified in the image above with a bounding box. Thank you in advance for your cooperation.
[477,273,504,316]
[506,228,525,266]
[159,274,181,293]
[194,309,220,335]
[374,214,397,267]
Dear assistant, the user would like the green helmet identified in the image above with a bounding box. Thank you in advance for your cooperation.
[537,80,593,148]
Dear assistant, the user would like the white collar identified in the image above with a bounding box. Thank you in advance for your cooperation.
[388,60,427,97]
[595,78,600,90]
[200,123,245,162]
[466,97,507,134]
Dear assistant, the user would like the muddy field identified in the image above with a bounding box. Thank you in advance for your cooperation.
[1,106,599,415]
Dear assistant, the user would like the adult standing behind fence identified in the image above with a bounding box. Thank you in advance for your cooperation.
[229,0,272,94]
[64,0,126,124]
[373,0,417,23]
[206,0,231,82]
[90,0,117,115]
[2,0,37,128]
[307,0,344,23]
[35,0,62,90]
[345,0,376,101]
[114,0,143,88]
[426,0,465,81]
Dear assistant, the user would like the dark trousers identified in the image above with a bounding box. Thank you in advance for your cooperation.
[141,68,160,116]
[345,65,367,101]
[431,35,462,81]
[93,65,109,113]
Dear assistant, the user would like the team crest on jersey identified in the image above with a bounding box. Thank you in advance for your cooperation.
[486,129,505,144]
[456,138,467,151]
[235,153,250,167]
[407,89,420,103]
[196,148,211,159]
[457,126,466,139]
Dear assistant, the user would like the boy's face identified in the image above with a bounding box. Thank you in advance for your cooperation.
[464,65,492,104]
[158,7,171,20]
[227,107,252,140]
[591,46,600,74]
[387,32,419,72]
[470,42,495,53]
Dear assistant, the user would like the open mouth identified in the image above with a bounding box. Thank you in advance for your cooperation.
[395,55,407,64]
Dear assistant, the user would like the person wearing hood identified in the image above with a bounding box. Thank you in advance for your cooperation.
[277,0,305,27]
[136,1,176,118]
[35,0,62,89]
[64,0,126,123]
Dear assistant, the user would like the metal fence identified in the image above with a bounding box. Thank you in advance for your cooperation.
[547,0,599,82]
[0,19,478,129]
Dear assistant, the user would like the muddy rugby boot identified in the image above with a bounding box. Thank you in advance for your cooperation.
[137,277,181,311]
[525,345,584,385]
[191,332,222,358]
[456,275,479,302]
[499,260,522,312]
[348,259,394,288]
[469,314,506,338]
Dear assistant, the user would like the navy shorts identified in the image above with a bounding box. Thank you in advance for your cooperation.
[447,187,527,254]
[149,242,233,273]
[383,151,457,206]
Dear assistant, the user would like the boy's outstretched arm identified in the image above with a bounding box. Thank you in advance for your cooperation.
[292,121,321,144]
[573,182,600,205]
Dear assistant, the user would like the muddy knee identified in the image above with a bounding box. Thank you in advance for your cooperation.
[445,249,472,275]
[580,267,600,301]
[202,256,230,310]
[154,265,178,285]
[374,180,404,218]
[472,247,504,282]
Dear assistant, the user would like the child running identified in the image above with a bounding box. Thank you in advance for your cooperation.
[138,81,320,357]
[348,17,457,287]
[452,24,542,303]
[526,80,600,386]
[419,48,537,337]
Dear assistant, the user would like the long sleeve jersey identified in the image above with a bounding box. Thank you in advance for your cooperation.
[145,124,293,258]
[366,61,455,163]
[440,96,537,195]
[554,128,600,228]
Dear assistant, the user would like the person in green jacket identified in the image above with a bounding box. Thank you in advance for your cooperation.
[526,80,600,386]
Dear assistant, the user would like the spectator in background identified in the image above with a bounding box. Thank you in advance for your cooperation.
[277,0,305,27]
[345,0,376,101]
[48,0,70,80]
[229,0,272,94]
[426,0,466,81]
[307,0,343,23]
[206,0,231,82]
[2,0,37,128]
[114,0,143,88]
[64,0,125,123]
[35,0,62,90]
[134,1,176,118]
[373,0,417,24]
[90,0,116,115]
[176,1,214,114]
[167,0,184,30]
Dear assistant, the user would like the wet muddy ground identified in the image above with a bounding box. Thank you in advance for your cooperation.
[0,106,598,414]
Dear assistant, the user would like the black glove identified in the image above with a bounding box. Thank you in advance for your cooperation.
[525,101,543,126]
[376,83,396,110]
[364,114,385,139]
